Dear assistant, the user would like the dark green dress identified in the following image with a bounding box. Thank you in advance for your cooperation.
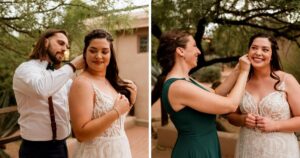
[162,78,221,158]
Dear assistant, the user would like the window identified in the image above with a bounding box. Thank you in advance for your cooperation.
[138,35,148,53]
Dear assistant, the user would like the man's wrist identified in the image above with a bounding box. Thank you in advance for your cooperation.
[67,63,76,72]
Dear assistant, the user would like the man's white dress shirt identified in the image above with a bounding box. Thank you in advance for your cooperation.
[13,59,74,141]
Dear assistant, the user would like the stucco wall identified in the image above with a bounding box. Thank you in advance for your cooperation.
[114,27,149,124]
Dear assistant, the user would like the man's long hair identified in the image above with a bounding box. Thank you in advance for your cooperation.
[29,29,67,60]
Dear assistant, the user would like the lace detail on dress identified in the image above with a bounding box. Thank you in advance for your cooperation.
[240,82,290,120]
[236,81,300,158]
[73,83,132,158]
[91,84,125,138]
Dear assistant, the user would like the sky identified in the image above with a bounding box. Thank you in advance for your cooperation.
[115,0,149,8]
[83,0,149,9]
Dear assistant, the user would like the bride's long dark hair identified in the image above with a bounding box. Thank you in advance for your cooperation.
[83,29,131,103]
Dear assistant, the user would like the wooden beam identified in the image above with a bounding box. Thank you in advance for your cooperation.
[0,106,17,115]
[0,131,21,145]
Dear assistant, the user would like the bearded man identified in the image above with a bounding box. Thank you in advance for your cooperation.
[13,29,84,158]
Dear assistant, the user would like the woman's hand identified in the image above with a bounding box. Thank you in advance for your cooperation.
[256,116,279,132]
[123,79,137,105]
[243,113,257,129]
[239,54,251,73]
[113,94,130,116]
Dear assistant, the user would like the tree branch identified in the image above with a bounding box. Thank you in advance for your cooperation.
[1,21,33,36]
[220,6,289,16]
[190,56,240,74]
[0,41,25,55]
[205,56,240,66]
[193,18,206,68]
[152,22,162,39]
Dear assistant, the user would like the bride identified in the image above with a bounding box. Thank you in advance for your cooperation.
[69,29,137,158]
[226,33,300,158]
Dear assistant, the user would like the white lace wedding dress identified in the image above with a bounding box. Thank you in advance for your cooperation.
[73,84,132,158]
[235,81,300,158]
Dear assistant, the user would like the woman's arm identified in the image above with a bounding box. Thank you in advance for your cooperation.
[215,65,240,96]
[168,55,250,115]
[169,69,248,114]
[69,76,131,142]
[225,108,244,127]
[256,74,300,132]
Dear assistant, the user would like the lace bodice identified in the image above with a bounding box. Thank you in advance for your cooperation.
[73,83,131,158]
[92,84,126,137]
[235,81,300,158]
[240,82,291,120]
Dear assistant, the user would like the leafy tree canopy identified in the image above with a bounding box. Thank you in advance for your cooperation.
[152,0,300,73]
[0,0,140,101]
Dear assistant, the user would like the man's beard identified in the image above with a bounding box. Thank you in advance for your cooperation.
[46,47,61,65]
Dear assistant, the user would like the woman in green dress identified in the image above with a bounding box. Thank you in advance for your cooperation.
[152,30,250,158]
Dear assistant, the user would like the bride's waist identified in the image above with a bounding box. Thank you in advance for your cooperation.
[79,134,128,146]
[94,134,127,140]
[97,129,127,138]
[241,127,297,137]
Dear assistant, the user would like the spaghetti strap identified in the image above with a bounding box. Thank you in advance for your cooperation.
[282,74,287,82]
[189,77,209,92]
[278,74,287,91]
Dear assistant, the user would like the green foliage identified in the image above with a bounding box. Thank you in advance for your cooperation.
[191,65,221,83]
[279,38,300,82]
[0,91,19,137]
[0,0,135,100]
[0,90,19,157]
[152,0,214,31]
[57,0,132,58]
[212,26,260,57]
[152,0,300,85]
[151,35,161,86]
[0,149,9,158]
[153,0,300,56]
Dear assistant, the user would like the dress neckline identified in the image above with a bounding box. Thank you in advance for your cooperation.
[245,80,285,106]
[245,90,282,107]
[165,77,209,92]
[91,83,116,100]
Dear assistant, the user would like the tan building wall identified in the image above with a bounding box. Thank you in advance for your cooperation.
[114,27,149,125]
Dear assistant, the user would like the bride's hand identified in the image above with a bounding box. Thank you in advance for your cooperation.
[256,116,279,132]
[123,79,137,105]
[113,94,130,115]
[243,113,256,129]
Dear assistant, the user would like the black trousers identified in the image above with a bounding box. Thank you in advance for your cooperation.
[19,138,68,158]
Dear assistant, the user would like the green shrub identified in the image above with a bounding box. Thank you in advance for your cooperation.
[192,65,221,83]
